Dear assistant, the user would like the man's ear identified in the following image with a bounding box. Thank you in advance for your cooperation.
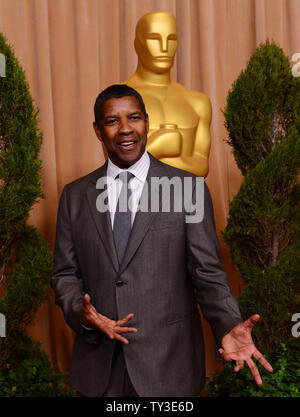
[145,114,149,133]
[93,122,102,142]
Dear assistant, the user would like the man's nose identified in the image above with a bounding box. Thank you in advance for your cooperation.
[119,118,133,134]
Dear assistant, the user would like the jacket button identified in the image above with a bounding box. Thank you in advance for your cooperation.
[116,280,124,287]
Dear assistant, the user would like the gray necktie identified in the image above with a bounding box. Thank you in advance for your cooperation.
[113,171,134,265]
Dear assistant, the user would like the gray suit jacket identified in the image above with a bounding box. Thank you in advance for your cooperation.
[51,154,242,397]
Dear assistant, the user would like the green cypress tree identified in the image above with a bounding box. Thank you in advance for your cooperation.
[0,32,74,396]
[205,41,300,397]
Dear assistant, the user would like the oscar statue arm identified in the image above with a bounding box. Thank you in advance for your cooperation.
[191,93,212,174]
[160,93,212,177]
[146,123,183,159]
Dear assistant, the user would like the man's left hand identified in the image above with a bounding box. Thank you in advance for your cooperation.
[219,314,273,385]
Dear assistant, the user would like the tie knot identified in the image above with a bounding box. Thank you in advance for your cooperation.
[118,171,134,184]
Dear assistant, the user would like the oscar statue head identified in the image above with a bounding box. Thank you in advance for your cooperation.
[134,11,178,74]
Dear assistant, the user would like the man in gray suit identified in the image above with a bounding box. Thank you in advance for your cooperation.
[51,84,272,397]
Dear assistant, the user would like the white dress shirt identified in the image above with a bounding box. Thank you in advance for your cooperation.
[106,151,150,229]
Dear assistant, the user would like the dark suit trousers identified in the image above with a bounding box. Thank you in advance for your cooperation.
[102,342,139,397]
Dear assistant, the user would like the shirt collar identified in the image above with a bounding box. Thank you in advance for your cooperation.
[107,151,150,183]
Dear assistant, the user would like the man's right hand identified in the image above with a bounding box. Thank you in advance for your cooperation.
[81,293,138,344]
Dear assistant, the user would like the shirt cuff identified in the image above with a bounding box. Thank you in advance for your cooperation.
[81,319,97,332]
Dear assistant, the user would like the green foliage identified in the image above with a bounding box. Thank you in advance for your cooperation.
[223,125,300,351]
[1,226,52,329]
[0,335,75,397]
[224,40,300,176]
[206,42,300,396]
[0,33,43,247]
[205,339,300,397]
[224,130,299,270]
[0,32,74,396]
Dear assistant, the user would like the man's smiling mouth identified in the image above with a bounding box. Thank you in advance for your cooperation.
[117,140,137,150]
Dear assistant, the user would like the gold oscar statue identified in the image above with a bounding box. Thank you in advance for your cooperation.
[123,11,211,177]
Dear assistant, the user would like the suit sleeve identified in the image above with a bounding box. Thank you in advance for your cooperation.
[186,181,243,357]
[51,186,101,345]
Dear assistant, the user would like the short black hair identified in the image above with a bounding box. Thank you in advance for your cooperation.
[94,84,147,127]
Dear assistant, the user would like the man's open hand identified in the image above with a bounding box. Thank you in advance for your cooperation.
[81,293,138,344]
[219,314,273,385]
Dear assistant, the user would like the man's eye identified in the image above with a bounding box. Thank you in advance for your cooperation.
[106,119,117,124]
[130,116,140,120]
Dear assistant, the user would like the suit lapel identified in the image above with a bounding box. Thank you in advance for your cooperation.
[119,155,169,273]
[85,162,119,272]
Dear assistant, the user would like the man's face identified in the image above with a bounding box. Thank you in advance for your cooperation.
[94,96,149,168]
[135,13,178,73]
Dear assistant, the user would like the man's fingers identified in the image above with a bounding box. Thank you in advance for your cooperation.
[105,329,130,344]
[113,313,138,334]
[113,326,138,334]
[105,328,127,343]
[82,308,138,341]
[234,360,244,372]
[244,314,260,330]
[83,293,90,305]
[82,293,92,313]
[116,313,134,326]
[253,350,273,372]
[246,357,262,385]
[81,294,97,327]
[114,335,130,344]
[83,302,97,318]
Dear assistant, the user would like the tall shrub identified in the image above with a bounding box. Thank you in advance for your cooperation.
[206,41,300,397]
[0,32,74,396]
